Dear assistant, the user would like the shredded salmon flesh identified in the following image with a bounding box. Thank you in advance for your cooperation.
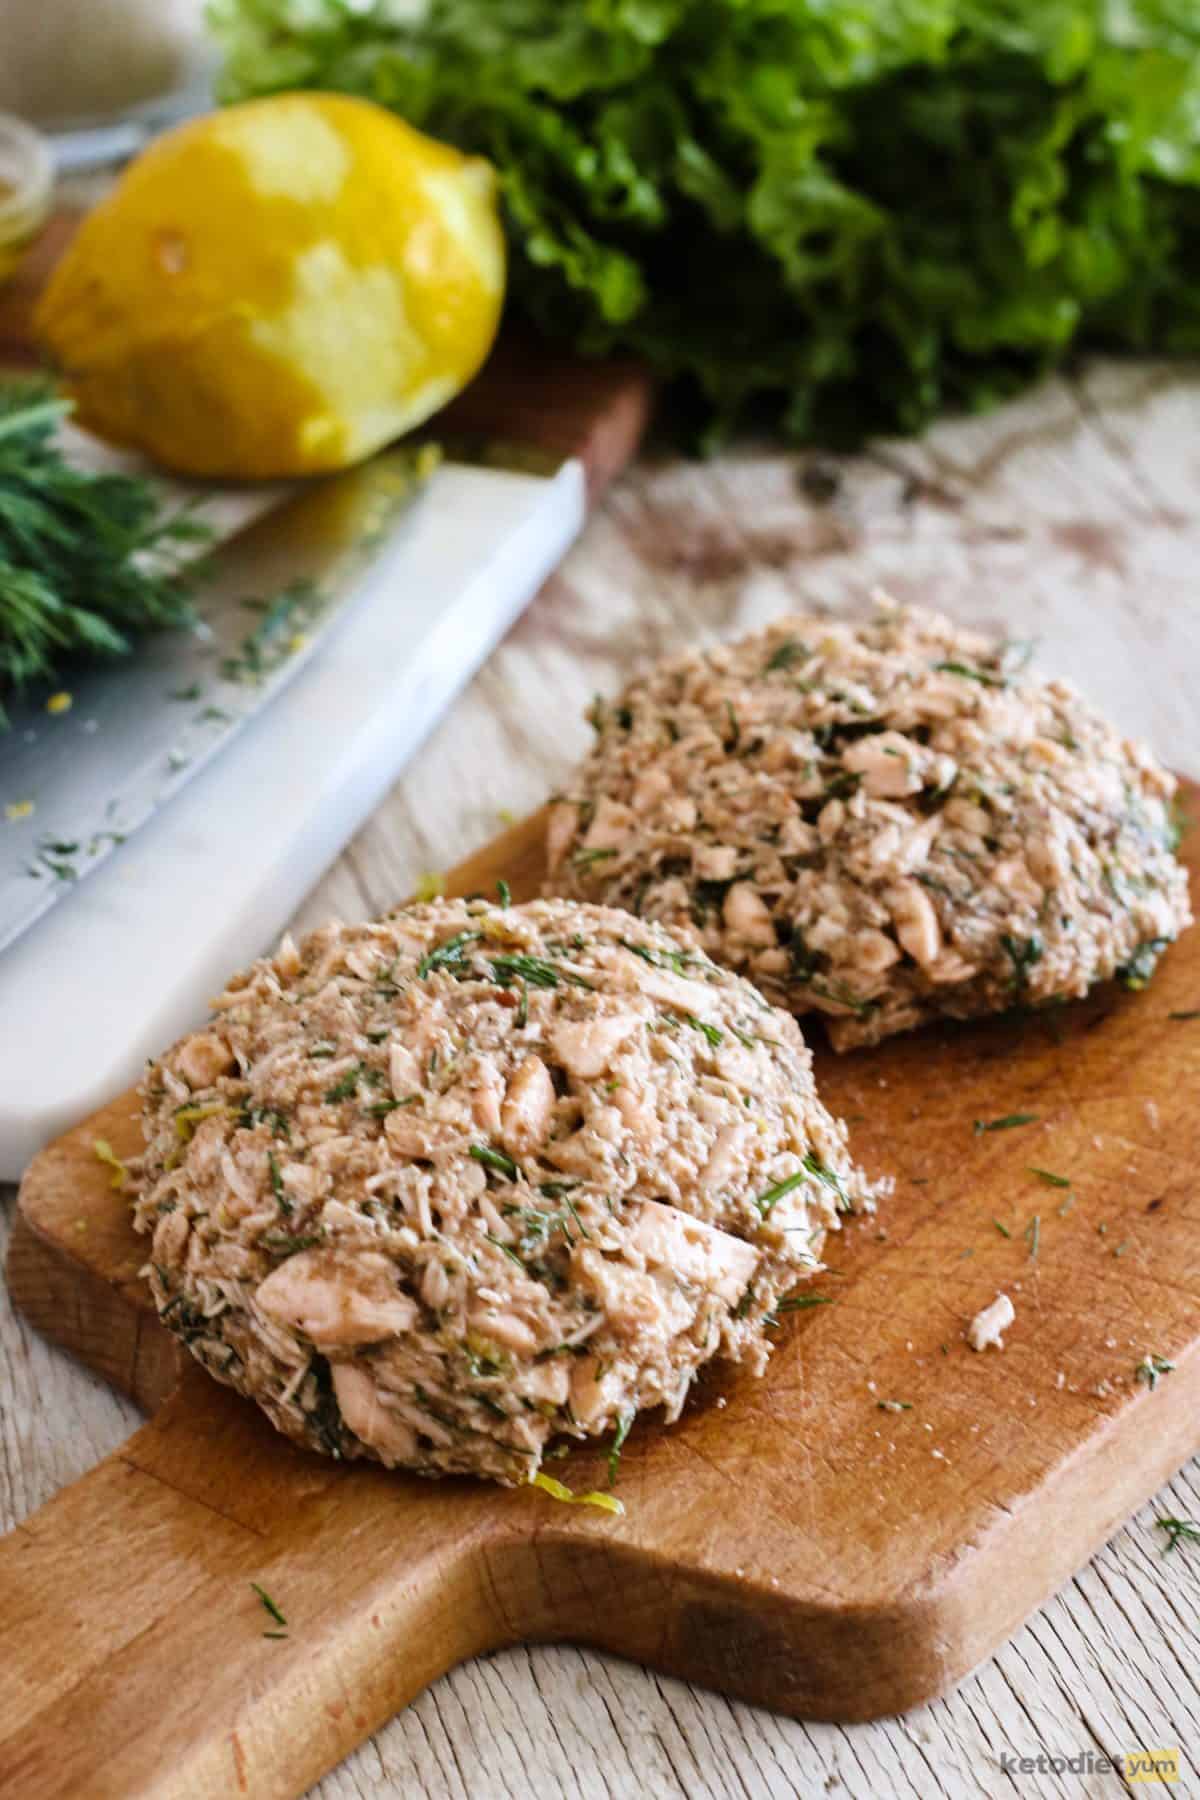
[545,598,1190,1048]
[131,897,879,1486]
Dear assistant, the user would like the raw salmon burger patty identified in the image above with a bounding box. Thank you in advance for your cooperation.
[132,897,874,1486]
[546,600,1191,1048]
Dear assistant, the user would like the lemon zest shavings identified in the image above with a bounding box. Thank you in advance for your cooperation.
[166,1102,229,1167]
[93,1138,129,1191]
[173,1102,228,1140]
[529,1471,625,1517]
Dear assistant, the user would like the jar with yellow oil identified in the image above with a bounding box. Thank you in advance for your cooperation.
[0,114,54,285]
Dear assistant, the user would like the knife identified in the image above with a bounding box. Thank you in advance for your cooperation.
[0,436,592,1177]
[0,440,435,955]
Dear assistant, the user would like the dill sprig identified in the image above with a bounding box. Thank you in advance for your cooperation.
[1156,1517,1200,1555]
[250,1582,287,1631]
[973,1112,1038,1134]
[607,1409,633,1488]
[470,1142,520,1181]
[1135,1354,1175,1391]
[0,381,211,723]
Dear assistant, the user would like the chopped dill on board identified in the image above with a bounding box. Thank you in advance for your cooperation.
[250,1582,287,1631]
[1135,1354,1175,1391]
[608,1409,633,1487]
[974,1113,1038,1134]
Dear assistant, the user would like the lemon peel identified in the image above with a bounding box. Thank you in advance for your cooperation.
[37,94,505,478]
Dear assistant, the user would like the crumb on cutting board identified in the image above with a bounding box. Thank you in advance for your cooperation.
[967,1292,1015,1352]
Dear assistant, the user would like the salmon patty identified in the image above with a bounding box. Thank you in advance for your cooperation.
[545,599,1191,1048]
[132,897,876,1485]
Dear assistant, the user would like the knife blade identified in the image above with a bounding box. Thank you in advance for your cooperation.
[0,443,434,954]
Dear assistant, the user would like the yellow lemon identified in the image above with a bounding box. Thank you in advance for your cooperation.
[36,94,505,478]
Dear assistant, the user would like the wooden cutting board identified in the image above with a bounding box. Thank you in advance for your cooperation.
[4,788,1200,1799]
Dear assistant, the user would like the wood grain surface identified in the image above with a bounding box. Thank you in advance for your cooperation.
[5,763,1200,1796]
[4,200,1200,1800]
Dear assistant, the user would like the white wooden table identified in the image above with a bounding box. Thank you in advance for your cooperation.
[4,358,1200,1798]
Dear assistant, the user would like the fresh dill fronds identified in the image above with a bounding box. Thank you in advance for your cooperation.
[471,1143,520,1180]
[932,659,1005,688]
[802,1152,853,1212]
[267,1151,288,1209]
[489,953,559,990]
[619,937,689,975]
[324,1064,366,1102]
[417,929,482,978]
[1000,933,1044,997]
[0,381,211,724]
[1028,1167,1070,1188]
[755,1169,806,1217]
[260,1232,322,1255]
[686,1014,723,1048]
[484,1232,525,1269]
[364,1096,415,1117]
[765,637,808,673]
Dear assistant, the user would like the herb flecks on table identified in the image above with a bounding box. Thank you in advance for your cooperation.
[250,1581,288,1637]
[220,578,324,687]
[1156,1517,1200,1555]
[974,1113,1038,1134]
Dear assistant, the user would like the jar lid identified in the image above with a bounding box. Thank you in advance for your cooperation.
[0,112,54,246]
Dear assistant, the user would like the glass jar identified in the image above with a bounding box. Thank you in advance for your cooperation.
[0,1,209,130]
[0,113,53,285]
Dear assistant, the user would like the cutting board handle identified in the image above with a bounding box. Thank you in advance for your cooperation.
[0,1363,519,1799]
